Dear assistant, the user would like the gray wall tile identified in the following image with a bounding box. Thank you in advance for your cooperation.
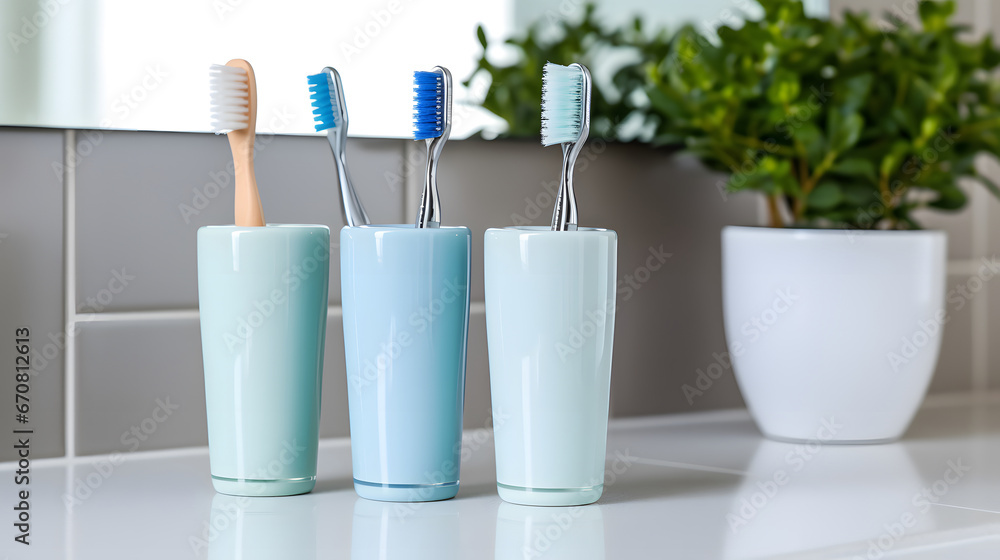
[76,311,353,455]
[586,149,760,416]
[912,205,974,261]
[436,138,558,301]
[75,131,405,312]
[982,156,1000,258]
[75,318,208,455]
[320,313,350,439]
[464,310,492,430]
[929,275,975,394]
[0,128,65,461]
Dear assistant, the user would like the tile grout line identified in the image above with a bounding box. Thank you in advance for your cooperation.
[75,308,202,322]
[971,0,994,394]
[63,129,77,461]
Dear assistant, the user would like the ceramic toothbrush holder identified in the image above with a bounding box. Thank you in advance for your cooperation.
[484,226,618,506]
[197,224,330,497]
[341,224,471,502]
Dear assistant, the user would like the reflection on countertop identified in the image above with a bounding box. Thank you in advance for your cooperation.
[205,493,318,560]
[351,498,461,560]
[5,395,1000,559]
[495,502,606,560]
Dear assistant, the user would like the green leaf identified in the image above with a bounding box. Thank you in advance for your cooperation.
[933,56,959,94]
[919,0,955,32]
[645,87,686,120]
[929,184,967,210]
[891,107,918,137]
[829,112,863,153]
[838,73,873,114]
[477,25,488,50]
[731,156,794,196]
[880,141,911,179]
[919,116,942,142]
[808,180,843,210]
[790,122,826,167]
[767,69,801,105]
[842,183,874,206]
[830,158,876,182]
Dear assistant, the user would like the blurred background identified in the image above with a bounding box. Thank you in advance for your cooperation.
[1,0,998,464]
[0,0,829,137]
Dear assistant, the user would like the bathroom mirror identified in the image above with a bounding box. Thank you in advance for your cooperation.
[0,0,827,138]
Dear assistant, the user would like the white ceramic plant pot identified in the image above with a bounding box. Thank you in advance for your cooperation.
[722,226,947,443]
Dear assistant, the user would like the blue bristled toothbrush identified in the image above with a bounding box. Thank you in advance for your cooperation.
[308,67,370,227]
[412,66,453,228]
[541,62,592,232]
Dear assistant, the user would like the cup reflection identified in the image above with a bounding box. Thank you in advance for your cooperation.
[494,502,606,560]
[350,497,460,560]
[722,440,929,559]
[206,493,317,560]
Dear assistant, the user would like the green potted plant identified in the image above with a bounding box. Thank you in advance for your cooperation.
[470,0,1000,442]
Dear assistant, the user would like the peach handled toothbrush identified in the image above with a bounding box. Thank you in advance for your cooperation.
[209,59,265,227]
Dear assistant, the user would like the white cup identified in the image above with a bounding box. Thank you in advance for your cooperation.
[484,226,618,506]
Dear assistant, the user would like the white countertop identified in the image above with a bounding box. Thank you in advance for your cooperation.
[5,395,1000,559]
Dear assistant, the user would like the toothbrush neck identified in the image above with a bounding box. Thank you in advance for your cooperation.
[328,127,347,157]
[327,130,369,227]
[551,142,580,231]
[416,136,446,228]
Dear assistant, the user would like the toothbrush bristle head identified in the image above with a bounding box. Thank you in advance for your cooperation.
[209,64,250,134]
[541,62,585,146]
[412,70,444,140]
[308,72,340,131]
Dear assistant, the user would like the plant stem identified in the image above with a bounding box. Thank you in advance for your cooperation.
[960,117,1000,136]
[767,195,783,228]
[793,156,810,220]
[797,151,837,222]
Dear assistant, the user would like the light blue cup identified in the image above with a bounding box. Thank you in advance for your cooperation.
[341,224,471,502]
[197,224,330,497]
[485,226,617,506]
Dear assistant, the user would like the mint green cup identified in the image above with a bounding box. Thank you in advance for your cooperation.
[197,224,330,497]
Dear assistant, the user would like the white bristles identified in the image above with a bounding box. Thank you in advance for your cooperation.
[209,64,249,133]
[540,62,585,146]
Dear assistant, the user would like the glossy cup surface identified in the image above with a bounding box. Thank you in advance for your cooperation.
[484,226,617,506]
[197,224,330,496]
[341,224,471,502]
